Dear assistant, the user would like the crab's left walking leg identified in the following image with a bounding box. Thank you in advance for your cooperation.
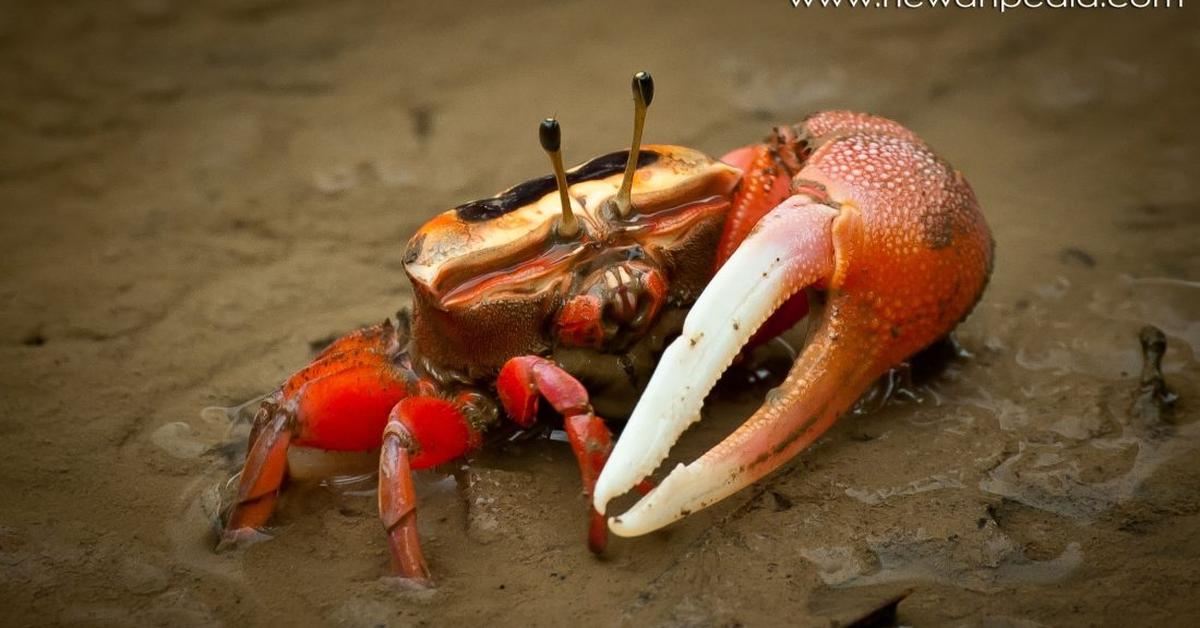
[496,356,650,554]
[223,405,292,539]
[380,396,481,583]
[223,318,483,582]
[226,322,414,538]
[223,319,421,542]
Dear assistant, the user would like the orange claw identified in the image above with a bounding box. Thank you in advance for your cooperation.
[594,111,994,534]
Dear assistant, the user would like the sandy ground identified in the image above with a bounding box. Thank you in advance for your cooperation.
[2,1,1199,626]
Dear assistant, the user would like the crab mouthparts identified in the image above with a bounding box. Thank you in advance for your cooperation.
[593,199,857,536]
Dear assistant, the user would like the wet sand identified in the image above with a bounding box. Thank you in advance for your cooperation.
[2,2,1198,626]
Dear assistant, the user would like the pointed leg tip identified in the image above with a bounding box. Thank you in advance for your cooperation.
[216,526,271,552]
[586,505,610,556]
[381,575,435,591]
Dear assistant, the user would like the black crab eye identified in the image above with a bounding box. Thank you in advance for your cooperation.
[539,117,580,238]
[539,118,561,152]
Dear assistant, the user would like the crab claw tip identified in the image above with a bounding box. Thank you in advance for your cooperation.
[595,199,839,531]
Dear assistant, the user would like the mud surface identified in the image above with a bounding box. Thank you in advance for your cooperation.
[2,2,1199,626]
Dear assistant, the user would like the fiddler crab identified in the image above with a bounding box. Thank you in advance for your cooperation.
[221,71,993,584]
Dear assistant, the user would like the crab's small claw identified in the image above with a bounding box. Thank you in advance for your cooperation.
[594,112,993,535]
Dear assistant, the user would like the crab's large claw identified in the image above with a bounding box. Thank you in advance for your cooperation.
[593,112,993,536]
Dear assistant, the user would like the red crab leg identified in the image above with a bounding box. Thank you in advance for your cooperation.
[222,320,420,542]
[496,356,651,554]
[310,317,403,360]
[223,408,292,540]
[380,396,479,583]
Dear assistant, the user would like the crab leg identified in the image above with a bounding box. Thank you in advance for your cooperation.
[565,414,618,554]
[222,407,292,540]
[221,318,490,583]
[592,199,844,532]
[379,411,427,581]
[380,396,478,583]
[497,356,651,553]
[222,322,415,540]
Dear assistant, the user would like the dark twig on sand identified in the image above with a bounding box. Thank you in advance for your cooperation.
[1131,325,1178,424]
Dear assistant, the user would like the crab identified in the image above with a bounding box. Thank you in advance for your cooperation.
[221,72,993,584]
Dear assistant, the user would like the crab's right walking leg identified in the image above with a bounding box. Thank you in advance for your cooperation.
[496,356,652,555]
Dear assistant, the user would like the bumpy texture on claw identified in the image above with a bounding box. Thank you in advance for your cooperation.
[596,111,993,535]
[716,126,815,351]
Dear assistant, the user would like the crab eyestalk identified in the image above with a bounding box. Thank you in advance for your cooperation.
[539,117,580,238]
[611,71,654,218]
